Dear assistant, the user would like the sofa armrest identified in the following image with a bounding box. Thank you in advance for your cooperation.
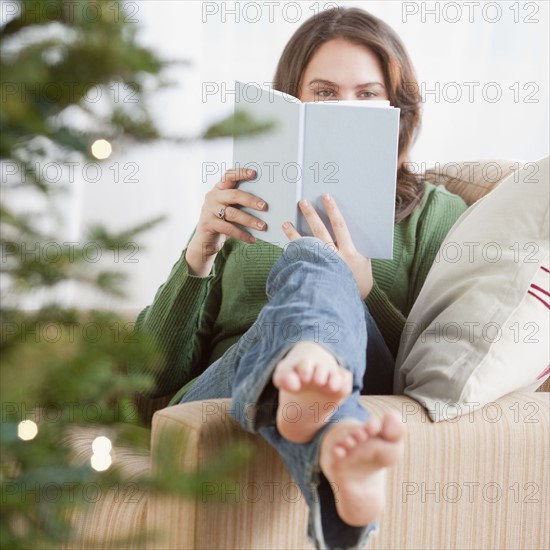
[148,399,312,549]
[364,392,549,549]
[149,393,549,550]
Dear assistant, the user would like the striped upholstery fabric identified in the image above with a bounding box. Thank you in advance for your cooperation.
[62,391,549,549]
[148,394,549,549]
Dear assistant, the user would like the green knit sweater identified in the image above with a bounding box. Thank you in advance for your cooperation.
[133,182,467,405]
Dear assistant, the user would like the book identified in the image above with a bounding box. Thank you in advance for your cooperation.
[232,80,400,259]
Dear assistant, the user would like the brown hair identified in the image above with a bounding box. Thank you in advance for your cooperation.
[273,7,424,223]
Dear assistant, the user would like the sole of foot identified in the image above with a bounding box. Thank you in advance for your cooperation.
[319,411,407,527]
[272,341,353,444]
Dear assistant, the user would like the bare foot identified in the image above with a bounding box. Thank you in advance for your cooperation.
[272,341,352,444]
[319,411,406,527]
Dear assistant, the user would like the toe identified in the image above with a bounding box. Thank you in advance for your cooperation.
[312,363,330,386]
[273,369,302,392]
[272,368,285,388]
[295,361,315,383]
[331,369,352,393]
[327,371,343,392]
[342,371,353,395]
[364,417,381,437]
[332,444,348,460]
[351,427,367,443]
[381,411,406,442]
[341,434,358,450]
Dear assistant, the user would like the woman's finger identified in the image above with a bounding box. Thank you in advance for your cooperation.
[216,168,257,190]
[216,188,267,212]
[210,218,256,244]
[299,199,333,243]
[221,205,267,232]
[282,221,302,241]
[321,194,355,251]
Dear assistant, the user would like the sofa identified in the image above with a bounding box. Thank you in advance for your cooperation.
[64,159,550,550]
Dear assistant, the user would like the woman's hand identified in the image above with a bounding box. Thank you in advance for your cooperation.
[282,194,374,300]
[186,168,267,276]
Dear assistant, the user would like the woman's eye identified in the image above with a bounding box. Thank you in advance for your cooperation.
[359,91,376,98]
[316,89,335,97]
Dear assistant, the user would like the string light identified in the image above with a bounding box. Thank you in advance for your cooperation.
[92,436,112,454]
[91,453,112,471]
[91,435,113,471]
[91,139,112,160]
[18,420,38,441]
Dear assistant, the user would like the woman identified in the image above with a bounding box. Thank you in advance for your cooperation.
[134,7,468,549]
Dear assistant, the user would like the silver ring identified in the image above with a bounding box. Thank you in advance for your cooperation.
[217,207,226,220]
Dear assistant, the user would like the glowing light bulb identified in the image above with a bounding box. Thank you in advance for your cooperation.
[91,435,113,471]
[18,420,38,441]
[92,436,112,454]
[91,139,112,160]
[91,453,112,471]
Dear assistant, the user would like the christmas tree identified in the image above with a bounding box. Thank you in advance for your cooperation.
[1,1,250,547]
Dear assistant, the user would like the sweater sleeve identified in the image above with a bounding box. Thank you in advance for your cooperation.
[129,247,223,398]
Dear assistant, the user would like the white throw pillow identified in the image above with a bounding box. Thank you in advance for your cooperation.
[394,156,550,422]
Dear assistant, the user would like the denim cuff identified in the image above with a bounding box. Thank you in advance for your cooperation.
[230,340,297,432]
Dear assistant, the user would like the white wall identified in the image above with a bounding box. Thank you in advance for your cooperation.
[58,1,550,310]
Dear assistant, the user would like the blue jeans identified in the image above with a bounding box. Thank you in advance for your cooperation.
[181,237,395,550]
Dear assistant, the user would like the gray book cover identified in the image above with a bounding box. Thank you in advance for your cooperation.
[233,80,399,259]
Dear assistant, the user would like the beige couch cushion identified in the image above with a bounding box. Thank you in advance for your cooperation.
[395,157,549,421]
